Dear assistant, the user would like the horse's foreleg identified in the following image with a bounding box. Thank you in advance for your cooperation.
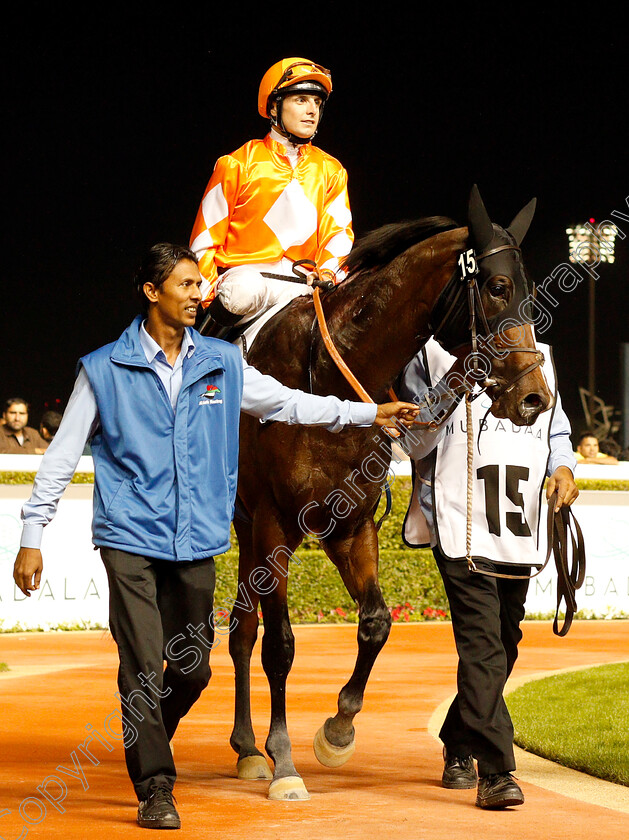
[322,579,391,747]
[261,592,309,799]
[315,522,391,767]
[255,521,309,800]
[228,523,272,781]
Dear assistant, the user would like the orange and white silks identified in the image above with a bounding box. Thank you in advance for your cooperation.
[189,134,354,303]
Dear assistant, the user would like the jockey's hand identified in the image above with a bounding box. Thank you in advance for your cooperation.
[14,547,44,597]
[304,268,336,289]
[546,466,579,512]
[374,402,420,429]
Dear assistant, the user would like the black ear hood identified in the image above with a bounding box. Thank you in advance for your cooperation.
[468,183,495,252]
[507,196,537,245]
[468,184,537,253]
[469,185,537,327]
[431,187,538,352]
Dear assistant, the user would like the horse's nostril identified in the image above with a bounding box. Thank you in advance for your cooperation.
[523,393,543,408]
[519,393,548,422]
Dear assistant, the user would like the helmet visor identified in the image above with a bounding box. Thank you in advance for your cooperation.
[275,61,332,95]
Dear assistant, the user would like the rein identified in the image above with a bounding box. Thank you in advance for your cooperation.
[259,259,389,417]
[310,284,397,527]
[312,287,402,440]
[312,286,374,404]
[309,281,464,434]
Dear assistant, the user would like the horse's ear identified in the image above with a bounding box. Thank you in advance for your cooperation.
[507,197,537,245]
[467,184,495,251]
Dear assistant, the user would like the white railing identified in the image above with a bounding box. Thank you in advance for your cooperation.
[1,457,627,629]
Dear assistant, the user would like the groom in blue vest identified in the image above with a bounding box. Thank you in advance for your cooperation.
[13,243,418,830]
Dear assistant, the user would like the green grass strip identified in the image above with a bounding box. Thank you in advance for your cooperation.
[507,662,629,786]
[2,472,629,491]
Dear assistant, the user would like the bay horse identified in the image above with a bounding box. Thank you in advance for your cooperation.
[225,186,552,799]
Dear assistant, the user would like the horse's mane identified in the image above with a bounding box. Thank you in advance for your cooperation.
[344,216,460,276]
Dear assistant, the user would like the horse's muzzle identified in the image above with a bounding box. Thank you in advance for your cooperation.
[518,390,553,425]
[487,377,552,425]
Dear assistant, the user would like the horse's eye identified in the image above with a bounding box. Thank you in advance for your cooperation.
[490,283,507,297]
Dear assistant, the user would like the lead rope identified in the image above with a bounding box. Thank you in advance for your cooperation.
[465,393,475,569]
[463,265,530,578]
[465,394,586,638]
[465,266,480,572]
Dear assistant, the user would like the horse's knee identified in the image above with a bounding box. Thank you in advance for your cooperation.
[358,607,392,649]
[261,614,295,676]
[229,615,259,660]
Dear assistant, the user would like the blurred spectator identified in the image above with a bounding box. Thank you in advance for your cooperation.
[0,398,49,454]
[39,410,63,442]
[575,431,618,465]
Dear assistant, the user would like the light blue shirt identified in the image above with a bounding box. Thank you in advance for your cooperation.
[138,321,195,408]
[21,326,377,549]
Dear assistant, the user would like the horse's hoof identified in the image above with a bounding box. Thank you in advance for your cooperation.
[237,755,273,780]
[313,724,356,768]
[268,776,310,801]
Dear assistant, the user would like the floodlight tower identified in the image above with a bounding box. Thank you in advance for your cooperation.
[565,220,618,428]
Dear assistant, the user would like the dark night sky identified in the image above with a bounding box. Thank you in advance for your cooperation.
[4,7,628,440]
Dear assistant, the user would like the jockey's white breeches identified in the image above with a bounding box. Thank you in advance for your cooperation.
[216,261,313,323]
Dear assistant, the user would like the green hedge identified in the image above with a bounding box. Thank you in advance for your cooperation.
[0,472,95,485]
[209,471,629,623]
[573,478,629,491]
[212,478,449,623]
[213,547,449,624]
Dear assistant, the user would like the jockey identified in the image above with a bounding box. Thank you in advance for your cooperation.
[189,57,354,330]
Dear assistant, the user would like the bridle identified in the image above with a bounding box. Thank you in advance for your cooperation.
[454,246,585,606]
[431,242,546,408]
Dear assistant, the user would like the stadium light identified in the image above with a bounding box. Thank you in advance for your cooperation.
[565,220,618,430]
[566,220,618,264]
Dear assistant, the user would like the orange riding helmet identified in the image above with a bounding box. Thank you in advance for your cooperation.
[258,57,333,143]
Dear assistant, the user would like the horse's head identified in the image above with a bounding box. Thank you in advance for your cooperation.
[469,185,552,425]
[432,186,552,426]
